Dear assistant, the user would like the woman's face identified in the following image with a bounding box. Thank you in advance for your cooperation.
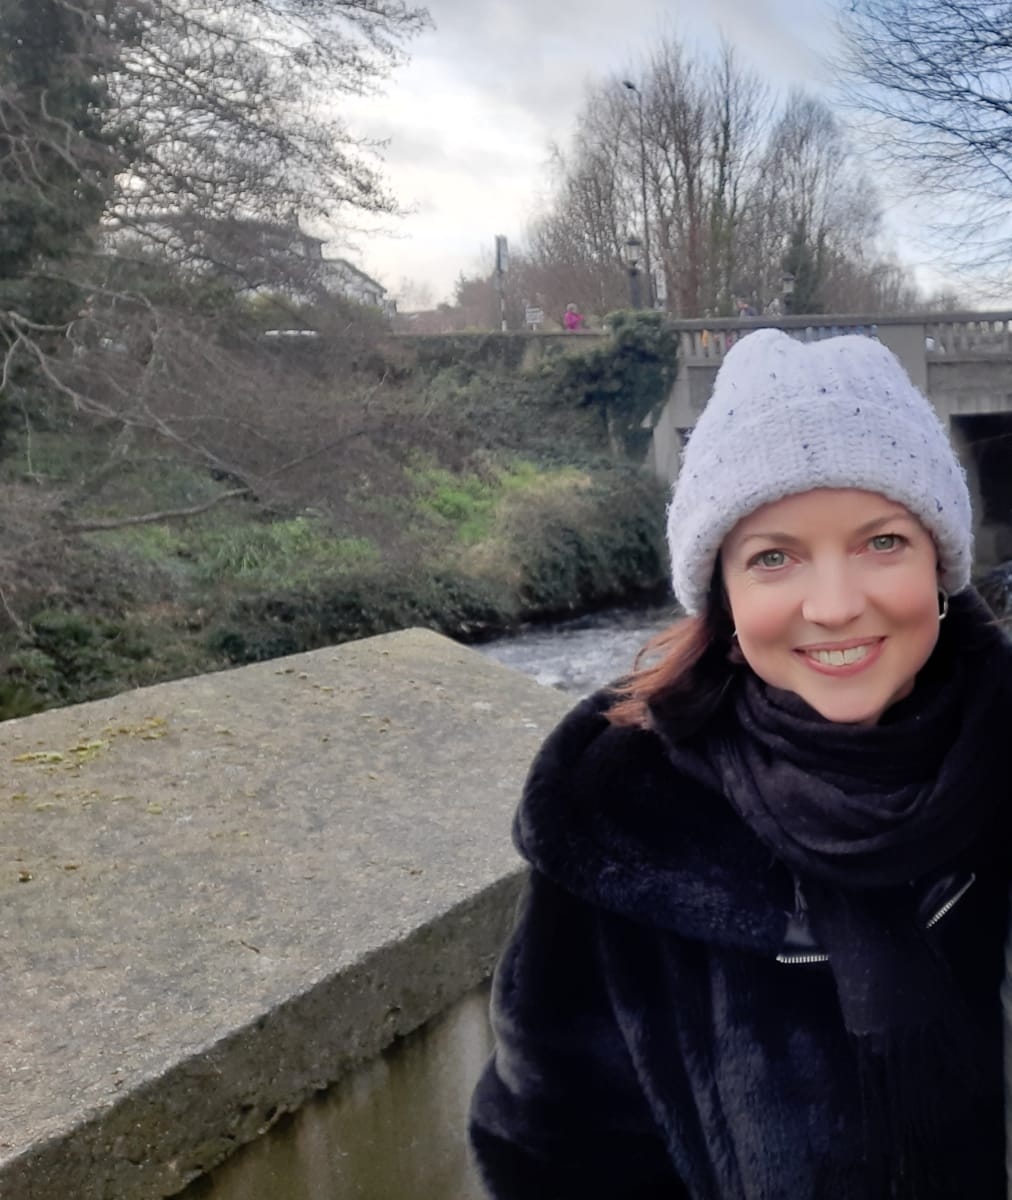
[720,488,942,725]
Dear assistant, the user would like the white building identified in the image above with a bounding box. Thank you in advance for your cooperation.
[318,256,386,308]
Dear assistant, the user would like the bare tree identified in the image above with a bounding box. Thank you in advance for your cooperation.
[393,276,436,312]
[526,38,904,320]
[0,0,427,388]
[703,44,770,314]
[642,40,768,316]
[526,113,633,320]
[743,91,881,313]
[839,0,1012,276]
[104,0,429,267]
[2,0,429,282]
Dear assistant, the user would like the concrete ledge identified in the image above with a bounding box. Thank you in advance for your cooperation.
[0,629,572,1199]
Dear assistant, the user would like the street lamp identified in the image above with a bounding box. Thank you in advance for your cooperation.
[622,79,653,309]
[624,235,643,309]
[781,271,796,316]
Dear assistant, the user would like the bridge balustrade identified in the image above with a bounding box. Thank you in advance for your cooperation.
[668,311,1012,366]
[678,317,880,364]
[924,315,1012,356]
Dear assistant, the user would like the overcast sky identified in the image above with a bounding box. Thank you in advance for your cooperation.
[324,0,927,306]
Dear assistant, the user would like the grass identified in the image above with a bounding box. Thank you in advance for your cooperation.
[92,517,379,591]
[408,459,590,546]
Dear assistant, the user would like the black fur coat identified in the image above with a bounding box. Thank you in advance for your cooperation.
[468,689,1010,1199]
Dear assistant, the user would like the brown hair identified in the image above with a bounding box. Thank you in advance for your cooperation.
[607,568,741,732]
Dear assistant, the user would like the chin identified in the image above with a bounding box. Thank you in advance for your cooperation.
[795,685,903,726]
[806,700,887,726]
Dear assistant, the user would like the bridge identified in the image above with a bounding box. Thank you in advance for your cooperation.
[649,312,1012,567]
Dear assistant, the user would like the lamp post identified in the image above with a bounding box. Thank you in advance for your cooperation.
[495,234,509,331]
[622,79,652,309]
[624,235,643,309]
[781,271,796,316]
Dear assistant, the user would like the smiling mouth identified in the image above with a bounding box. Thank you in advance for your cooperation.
[803,643,878,667]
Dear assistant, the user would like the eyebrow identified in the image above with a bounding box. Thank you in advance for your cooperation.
[733,510,915,548]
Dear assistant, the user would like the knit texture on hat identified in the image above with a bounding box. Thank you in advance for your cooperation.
[666,330,973,614]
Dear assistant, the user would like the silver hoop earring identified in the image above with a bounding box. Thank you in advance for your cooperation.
[938,589,949,620]
[731,628,739,642]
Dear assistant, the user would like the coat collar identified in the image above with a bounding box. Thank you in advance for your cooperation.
[513,690,792,955]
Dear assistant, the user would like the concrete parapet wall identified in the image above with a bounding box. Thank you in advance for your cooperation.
[1,630,571,1199]
[928,360,1012,415]
[183,985,494,1200]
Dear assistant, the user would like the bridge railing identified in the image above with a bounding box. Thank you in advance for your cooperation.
[672,315,880,364]
[923,314,1012,356]
[667,311,1012,365]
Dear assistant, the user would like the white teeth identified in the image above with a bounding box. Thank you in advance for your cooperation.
[807,645,871,667]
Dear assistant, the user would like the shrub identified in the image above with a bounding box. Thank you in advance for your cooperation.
[409,332,531,373]
[486,466,668,614]
[543,310,679,457]
[5,609,152,708]
[207,565,516,663]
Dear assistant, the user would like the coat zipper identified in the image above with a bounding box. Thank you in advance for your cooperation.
[776,948,830,965]
[924,872,976,928]
[775,873,976,966]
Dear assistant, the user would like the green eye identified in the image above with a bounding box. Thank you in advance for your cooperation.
[870,534,899,551]
[755,549,786,568]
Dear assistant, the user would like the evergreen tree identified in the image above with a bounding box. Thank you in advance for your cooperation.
[0,0,119,323]
[782,222,825,315]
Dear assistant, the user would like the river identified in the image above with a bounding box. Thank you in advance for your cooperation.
[474,602,678,696]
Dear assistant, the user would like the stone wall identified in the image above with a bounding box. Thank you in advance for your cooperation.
[0,630,572,1199]
[181,985,494,1200]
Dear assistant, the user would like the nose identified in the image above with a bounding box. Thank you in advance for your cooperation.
[800,561,866,628]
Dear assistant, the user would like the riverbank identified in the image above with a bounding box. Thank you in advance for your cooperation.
[0,320,673,720]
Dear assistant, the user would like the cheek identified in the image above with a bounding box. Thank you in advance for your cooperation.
[897,585,942,654]
[727,585,796,646]
[887,571,940,627]
[873,569,941,680]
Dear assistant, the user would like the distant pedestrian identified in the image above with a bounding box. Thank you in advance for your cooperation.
[736,296,758,318]
[563,303,584,332]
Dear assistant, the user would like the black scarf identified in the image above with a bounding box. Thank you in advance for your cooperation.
[707,589,1012,1197]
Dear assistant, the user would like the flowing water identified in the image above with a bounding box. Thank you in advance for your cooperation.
[474,603,677,696]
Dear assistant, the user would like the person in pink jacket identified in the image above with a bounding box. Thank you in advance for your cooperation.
[563,303,584,332]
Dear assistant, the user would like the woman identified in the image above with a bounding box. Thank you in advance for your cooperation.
[469,330,1012,1199]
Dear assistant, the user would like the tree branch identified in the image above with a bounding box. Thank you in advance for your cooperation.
[66,488,252,532]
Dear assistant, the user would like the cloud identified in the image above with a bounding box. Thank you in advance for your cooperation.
[329,0,842,301]
[697,0,838,83]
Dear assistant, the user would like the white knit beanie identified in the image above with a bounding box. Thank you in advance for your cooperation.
[667,329,972,615]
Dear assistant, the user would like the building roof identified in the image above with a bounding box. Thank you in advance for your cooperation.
[323,257,386,295]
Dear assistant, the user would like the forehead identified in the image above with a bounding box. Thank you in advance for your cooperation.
[724,488,919,546]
